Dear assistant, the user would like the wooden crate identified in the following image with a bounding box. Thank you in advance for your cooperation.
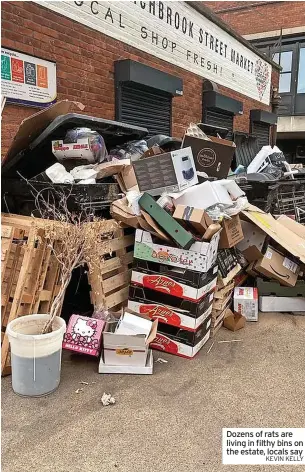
[88,225,134,312]
[1,214,62,375]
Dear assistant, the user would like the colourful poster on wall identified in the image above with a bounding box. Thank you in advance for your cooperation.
[1,48,56,107]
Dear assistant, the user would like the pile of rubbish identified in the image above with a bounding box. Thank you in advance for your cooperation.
[1,101,305,393]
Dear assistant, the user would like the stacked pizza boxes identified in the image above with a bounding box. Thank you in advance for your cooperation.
[127,221,221,359]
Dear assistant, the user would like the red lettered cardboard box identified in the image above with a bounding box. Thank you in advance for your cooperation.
[150,313,212,358]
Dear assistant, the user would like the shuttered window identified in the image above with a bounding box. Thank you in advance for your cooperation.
[119,84,172,137]
[203,108,234,140]
[251,121,270,148]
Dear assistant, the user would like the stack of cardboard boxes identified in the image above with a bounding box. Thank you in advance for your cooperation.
[128,226,220,358]
[210,215,245,336]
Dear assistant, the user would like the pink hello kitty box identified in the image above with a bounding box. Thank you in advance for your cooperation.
[63,315,105,357]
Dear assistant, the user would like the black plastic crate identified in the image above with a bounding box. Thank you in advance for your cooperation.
[238,181,279,213]
[274,180,305,223]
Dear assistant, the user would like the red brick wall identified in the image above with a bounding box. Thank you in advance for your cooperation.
[204,1,305,35]
[1,1,278,158]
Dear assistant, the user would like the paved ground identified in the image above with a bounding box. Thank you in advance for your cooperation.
[2,312,305,472]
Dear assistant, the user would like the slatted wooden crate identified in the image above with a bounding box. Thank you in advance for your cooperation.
[88,226,134,312]
[1,214,62,375]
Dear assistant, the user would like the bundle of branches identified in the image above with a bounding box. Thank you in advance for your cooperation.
[30,184,118,334]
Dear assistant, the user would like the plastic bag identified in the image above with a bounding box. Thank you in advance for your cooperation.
[108,140,148,161]
[45,163,74,184]
[64,127,108,163]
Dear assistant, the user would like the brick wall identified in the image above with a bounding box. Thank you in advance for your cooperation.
[1,1,278,158]
[204,1,305,35]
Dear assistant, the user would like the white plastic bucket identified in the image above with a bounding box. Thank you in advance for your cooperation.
[7,314,66,397]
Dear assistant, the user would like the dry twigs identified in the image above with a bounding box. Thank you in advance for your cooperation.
[23,180,118,333]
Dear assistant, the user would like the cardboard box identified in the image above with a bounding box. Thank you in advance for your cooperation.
[116,165,138,193]
[150,315,211,358]
[234,287,258,321]
[63,315,105,356]
[213,292,233,311]
[103,311,157,366]
[182,134,236,179]
[128,284,215,321]
[223,309,246,331]
[134,229,220,273]
[139,193,195,249]
[241,205,305,265]
[52,138,98,163]
[110,197,139,228]
[128,298,212,331]
[259,296,305,312]
[237,220,266,260]
[217,264,242,289]
[131,258,218,301]
[254,246,300,287]
[173,205,213,235]
[132,147,198,196]
[214,281,235,299]
[99,349,153,374]
[219,215,244,249]
[170,180,233,211]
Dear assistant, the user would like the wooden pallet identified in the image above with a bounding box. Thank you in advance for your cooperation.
[88,225,134,312]
[1,214,62,375]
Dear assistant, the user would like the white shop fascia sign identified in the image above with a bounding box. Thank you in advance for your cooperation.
[36,1,272,105]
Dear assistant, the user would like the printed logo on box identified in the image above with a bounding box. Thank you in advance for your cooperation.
[116,348,133,356]
[142,275,183,297]
[139,304,181,326]
[197,148,216,168]
[63,315,104,357]
[150,334,179,355]
[152,249,193,267]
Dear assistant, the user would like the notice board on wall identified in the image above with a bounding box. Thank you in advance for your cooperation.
[1,48,57,107]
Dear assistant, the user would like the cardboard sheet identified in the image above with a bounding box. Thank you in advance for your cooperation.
[3,100,85,166]
[241,205,305,265]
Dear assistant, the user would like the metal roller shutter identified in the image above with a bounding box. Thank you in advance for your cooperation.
[120,84,172,137]
[251,121,270,148]
[203,109,234,140]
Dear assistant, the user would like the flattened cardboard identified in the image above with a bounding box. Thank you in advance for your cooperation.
[277,215,305,240]
[173,205,213,235]
[213,292,233,311]
[214,281,235,299]
[182,134,236,179]
[219,215,244,249]
[223,309,246,331]
[111,197,139,228]
[116,165,138,193]
[237,220,266,254]
[241,205,305,265]
[254,246,300,287]
[95,159,129,179]
[3,100,85,166]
